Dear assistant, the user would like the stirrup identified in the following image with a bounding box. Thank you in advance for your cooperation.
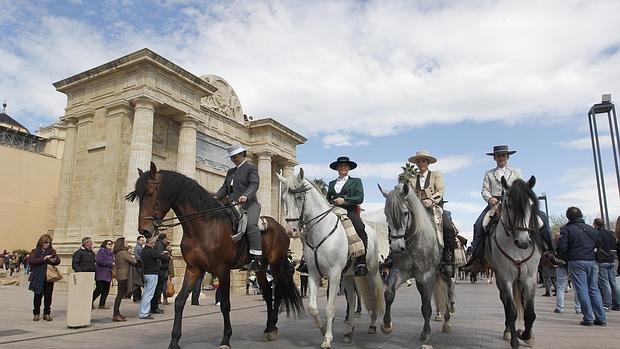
[355,263,368,276]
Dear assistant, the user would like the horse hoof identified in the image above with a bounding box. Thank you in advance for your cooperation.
[419,332,431,344]
[320,341,332,349]
[217,346,231,349]
[433,314,443,322]
[342,333,353,344]
[421,345,434,349]
[168,344,181,349]
[503,331,511,341]
[368,325,377,334]
[449,303,456,314]
[380,322,393,335]
[268,329,279,341]
[442,323,451,333]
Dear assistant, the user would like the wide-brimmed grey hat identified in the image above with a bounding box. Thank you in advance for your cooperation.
[329,156,358,170]
[486,145,516,156]
[223,144,246,158]
[408,150,437,164]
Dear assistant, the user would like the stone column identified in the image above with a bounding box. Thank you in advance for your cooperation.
[54,117,78,239]
[176,117,197,178]
[256,151,273,217]
[173,117,198,246]
[123,97,156,241]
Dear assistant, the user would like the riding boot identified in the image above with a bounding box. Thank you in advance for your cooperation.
[538,212,566,266]
[463,232,487,274]
[241,255,265,272]
[355,232,368,277]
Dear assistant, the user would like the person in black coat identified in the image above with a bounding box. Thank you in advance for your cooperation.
[71,237,96,272]
[593,218,619,310]
[150,233,171,314]
[28,234,61,321]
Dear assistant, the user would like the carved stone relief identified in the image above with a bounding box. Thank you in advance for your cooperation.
[199,74,244,123]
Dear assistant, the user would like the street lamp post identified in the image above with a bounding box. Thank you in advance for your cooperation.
[588,94,618,229]
[538,192,550,228]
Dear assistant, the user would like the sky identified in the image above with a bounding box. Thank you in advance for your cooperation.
[2,0,620,241]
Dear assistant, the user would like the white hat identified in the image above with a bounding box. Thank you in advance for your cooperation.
[224,144,247,158]
[408,150,437,164]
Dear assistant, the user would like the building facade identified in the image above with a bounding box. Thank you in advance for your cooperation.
[48,48,305,289]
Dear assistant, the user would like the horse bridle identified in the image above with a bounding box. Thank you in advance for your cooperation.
[142,178,163,231]
[493,195,537,279]
[387,199,414,245]
[284,185,334,232]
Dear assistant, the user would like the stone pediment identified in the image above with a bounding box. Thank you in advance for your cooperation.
[199,74,244,124]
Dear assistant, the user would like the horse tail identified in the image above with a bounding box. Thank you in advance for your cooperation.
[513,281,524,323]
[433,275,450,316]
[274,258,304,318]
[354,271,385,316]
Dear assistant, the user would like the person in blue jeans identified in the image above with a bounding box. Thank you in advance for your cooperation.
[139,238,170,319]
[555,264,581,313]
[557,207,606,326]
[593,218,620,311]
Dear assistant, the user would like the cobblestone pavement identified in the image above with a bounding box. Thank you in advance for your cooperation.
[0,274,618,349]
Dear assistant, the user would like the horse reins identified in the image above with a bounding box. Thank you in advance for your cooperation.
[493,198,537,279]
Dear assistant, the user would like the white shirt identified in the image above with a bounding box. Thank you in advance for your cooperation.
[334,175,349,193]
[418,171,429,188]
[495,166,506,178]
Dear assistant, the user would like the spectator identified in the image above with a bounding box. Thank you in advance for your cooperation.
[593,218,620,311]
[151,233,171,314]
[139,237,169,319]
[163,245,174,305]
[132,235,146,302]
[27,234,61,321]
[554,234,581,313]
[191,271,205,305]
[214,277,222,306]
[72,237,96,273]
[2,249,8,270]
[92,240,114,309]
[112,237,137,322]
[8,254,17,277]
[557,207,607,326]
[297,258,308,298]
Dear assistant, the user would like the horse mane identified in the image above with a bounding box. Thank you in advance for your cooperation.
[403,185,435,236]
[384,184,434,235]
[125,170,227,219]
[505,178,542,247]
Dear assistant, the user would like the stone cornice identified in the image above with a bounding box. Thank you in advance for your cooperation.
[53,48,218,96]
[248,118,306,144]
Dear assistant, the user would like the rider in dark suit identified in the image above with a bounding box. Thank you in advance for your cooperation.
[326,156,368,276]
[216,144,262,272]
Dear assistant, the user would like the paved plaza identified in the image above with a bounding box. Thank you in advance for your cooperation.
[0,275,618,349]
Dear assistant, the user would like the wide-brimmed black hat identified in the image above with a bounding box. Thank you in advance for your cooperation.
[329,156,358,170]
[486,145,516,156]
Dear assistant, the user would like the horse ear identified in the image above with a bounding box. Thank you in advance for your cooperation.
[402,183,410,197]
[298,168,305,181]
[378,183,390,198]
[138,168,144,177]
[527,175,536,188]
[149,161,157,179]
[276,173,287,184]
[501,176,508,189]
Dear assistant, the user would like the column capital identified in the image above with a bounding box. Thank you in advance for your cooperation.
[61,116,78,128]
[256,151,273,160]
[176,115,199,129]
[132,97,157,111]
[106,100,132,118]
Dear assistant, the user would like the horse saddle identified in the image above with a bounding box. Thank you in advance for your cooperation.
[428,205,444,249]
[482,205,501,233]
[333,207,365,258]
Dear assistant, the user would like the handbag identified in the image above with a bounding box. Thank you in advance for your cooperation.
[165,279,175,297]
[578,225,611,262]
[46,265,63,283]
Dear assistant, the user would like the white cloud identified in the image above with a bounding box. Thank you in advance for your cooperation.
[322,133,370,148]
[3,1,620,139]
[557,134,613,150]
[298,154,473,180]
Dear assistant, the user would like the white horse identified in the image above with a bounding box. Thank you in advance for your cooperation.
[279,169,384,349]
[486,176,541,349]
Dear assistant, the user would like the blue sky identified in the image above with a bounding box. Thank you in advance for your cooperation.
[2,0,620,240]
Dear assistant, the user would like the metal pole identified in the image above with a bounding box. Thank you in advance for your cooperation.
[612,105,620,200]
[607,109,620,201]
[592,114,611,228]
[589,111,606,224]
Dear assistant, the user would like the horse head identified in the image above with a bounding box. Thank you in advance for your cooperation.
[125,161,171,239]
[379,183,414,254]
[500,175,541,249]
[278,168,309,237]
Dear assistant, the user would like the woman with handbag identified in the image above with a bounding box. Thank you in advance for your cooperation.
[112,237,137,322]
[27,233,61,321]
[92,240,114,309]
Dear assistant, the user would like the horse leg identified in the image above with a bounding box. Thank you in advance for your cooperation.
[218,271,233,349]
[381,270,402,335]
[518,282,536,346]
[416,276,435,344]
[256,270,275,341]
[365,273,380,334]
[307,275,325,336]
[498,281,518,348]
[321,272,340,349]
[355,286,362,317]
[169,267,200,349]
[342,276,356,344]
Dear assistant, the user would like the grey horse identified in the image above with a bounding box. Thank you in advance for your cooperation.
[379,183,454,345]
[486,176,541,348]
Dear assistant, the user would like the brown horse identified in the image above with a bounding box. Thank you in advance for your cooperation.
[126,162,303,349]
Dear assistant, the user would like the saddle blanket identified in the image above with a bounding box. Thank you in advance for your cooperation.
[333,207,365,258]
